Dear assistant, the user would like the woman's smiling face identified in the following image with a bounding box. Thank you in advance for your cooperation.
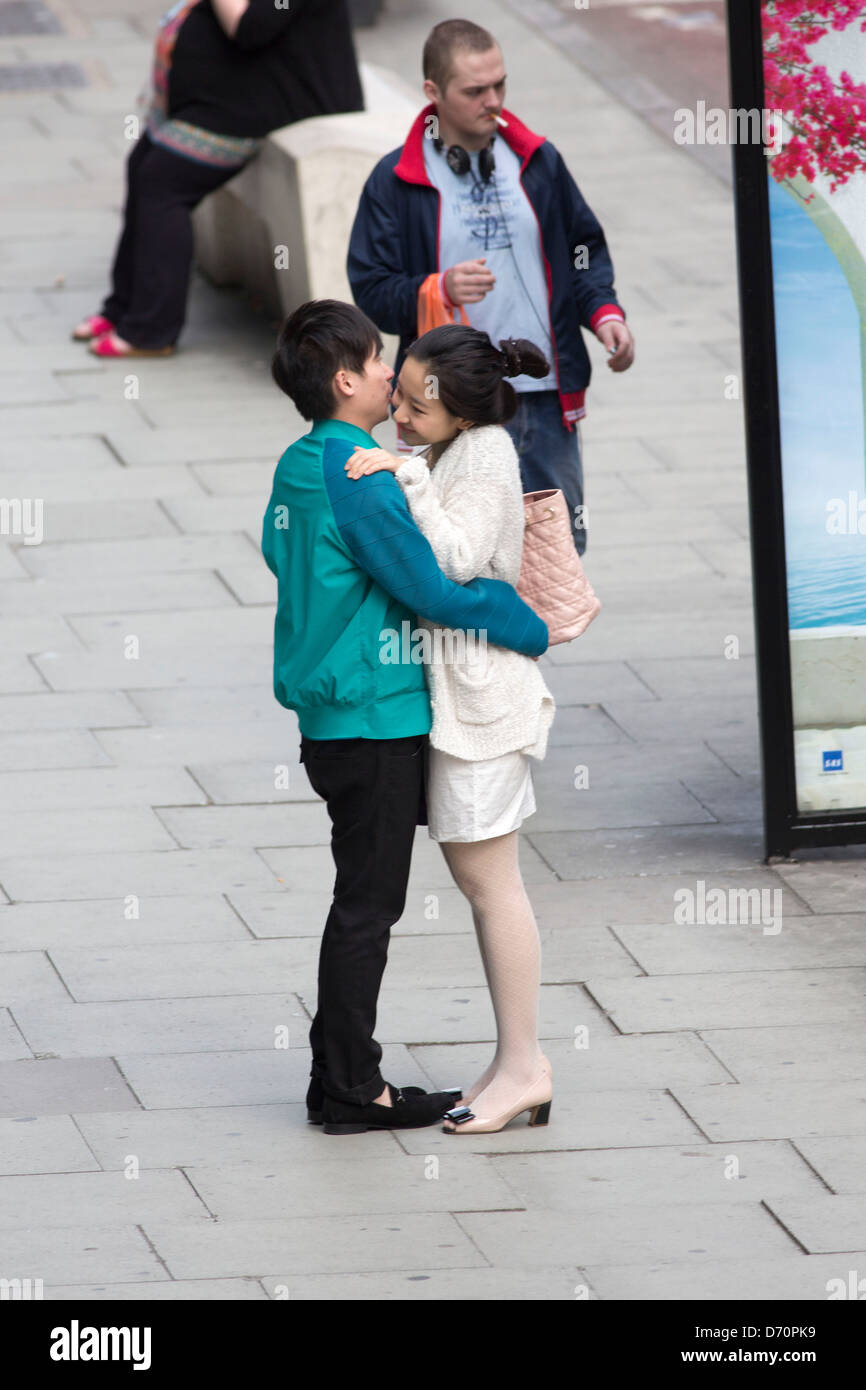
[391,355,469,446]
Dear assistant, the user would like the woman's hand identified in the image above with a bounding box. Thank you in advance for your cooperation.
[344,446,402,479]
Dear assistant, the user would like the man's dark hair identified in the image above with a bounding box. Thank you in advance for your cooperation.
[271,299,383,421]
[422,18,498,93]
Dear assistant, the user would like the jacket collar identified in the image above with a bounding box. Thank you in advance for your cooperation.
[309,418,378,447]
[393,103,546,186]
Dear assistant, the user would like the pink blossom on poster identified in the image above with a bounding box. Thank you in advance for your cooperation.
[762,1,866,193]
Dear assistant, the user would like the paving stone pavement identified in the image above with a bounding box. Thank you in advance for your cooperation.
[0,0,865,1303]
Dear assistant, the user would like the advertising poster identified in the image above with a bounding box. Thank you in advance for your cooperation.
[762,2,866,813]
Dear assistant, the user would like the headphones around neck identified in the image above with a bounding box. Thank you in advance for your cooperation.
[433,134,496,183]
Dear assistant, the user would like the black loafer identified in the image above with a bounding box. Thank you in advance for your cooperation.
[306,1077,460,1124]
[321,1082,462,1135]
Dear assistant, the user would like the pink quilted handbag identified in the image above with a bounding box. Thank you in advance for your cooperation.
[516,488,602,645]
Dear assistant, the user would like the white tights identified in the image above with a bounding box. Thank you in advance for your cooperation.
[440,829,546,1113]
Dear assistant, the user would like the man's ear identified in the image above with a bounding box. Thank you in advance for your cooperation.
[333,368,353,401]
[422,79,440,107]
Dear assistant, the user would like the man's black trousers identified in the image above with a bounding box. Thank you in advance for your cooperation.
[299,733,428,1106]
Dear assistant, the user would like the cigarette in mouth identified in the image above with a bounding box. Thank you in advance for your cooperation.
[492,114,508,127]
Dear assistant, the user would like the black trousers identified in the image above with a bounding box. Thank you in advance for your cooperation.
[100,132,249,349]
[300,733,428,1106]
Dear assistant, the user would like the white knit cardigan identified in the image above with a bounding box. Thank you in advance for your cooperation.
[395,422,555,761]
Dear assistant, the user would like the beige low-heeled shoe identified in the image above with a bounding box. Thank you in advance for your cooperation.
[442,1065,553,1135]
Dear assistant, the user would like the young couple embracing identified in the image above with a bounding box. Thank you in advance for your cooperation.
[261,298,555,1136]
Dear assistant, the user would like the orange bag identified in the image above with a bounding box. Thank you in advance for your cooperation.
[417,273,470,335]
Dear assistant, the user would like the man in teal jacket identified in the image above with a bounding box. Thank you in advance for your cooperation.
[262,299,547,1135]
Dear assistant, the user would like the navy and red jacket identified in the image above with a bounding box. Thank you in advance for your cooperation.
[346,103,626,429]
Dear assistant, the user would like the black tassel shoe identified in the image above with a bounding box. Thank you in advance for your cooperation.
[306,1077,460,1124]
[321,1083,463,1135]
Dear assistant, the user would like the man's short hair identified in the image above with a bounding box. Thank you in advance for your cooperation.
[271,299,382,421]
[422,18,498,93]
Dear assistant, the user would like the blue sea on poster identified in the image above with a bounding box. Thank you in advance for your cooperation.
[767,173,866,629]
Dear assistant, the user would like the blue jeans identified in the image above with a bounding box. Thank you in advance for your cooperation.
[503,389,586,555]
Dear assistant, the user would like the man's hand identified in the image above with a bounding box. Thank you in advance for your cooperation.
[595,319,634,372]
[445,258,496,305]
[345,446,402,478]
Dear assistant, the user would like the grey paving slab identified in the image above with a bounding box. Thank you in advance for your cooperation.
[326,982,615,1048]
[614,915,866,976]
[0,894,245,951]
[602,695,758,746]
[528,822,766,879]
[766,1196,866,1254]
[587,968,866,1033]
[227,885,475,939]
[0,691,145,732]
[794,1136,866,1194]
[395,1087,701,1155]
[144,1213,484,1279]
[106,426,284,467]
[414,1032,731,1095]
[0,400,151,438]
[191,461,283,496]
[12,994,308,1059]
[260,1267,587,1300]
[544,610,756,662]
[0,767,208,813]
[0,1114,100,1176]
[700,1024,866,1085]
[32,644,271,692]
[111,1043,438,1110]
[489,1140,825,1211]
[457,1200,797,1268]
[35,499,178,543]
[48,939,323,1002]
[69,604,273,647]
[582,1254,865,1301]
[189,761,321,805]
[0,1057,141,1118]
[0,1008,29,1062]
[126,686,279,726]
[156,804,350,850]
[539,661,655,705]
[73,1104,356,1171]
[776,861,866,915]
[0,952,69,1005]
[678,768,762,823]
[524,773,715,832]
[0,570,234,617]
[185,1153,519,1220]
[0,847,279,901]
[95,720,297,767]
[671,1080,866,1142]
[0,1224,164,1284]
[43,1278,270,1300]
[0,653,46,692]
[16,533,259,578]
[217,564,278,605]
[0,808,175,855]
[0,1170,210,1228]
[0,614,86,652]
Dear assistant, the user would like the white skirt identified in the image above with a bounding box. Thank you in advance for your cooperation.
[426,745,537,843]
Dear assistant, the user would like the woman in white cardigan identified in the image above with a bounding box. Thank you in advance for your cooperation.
[345,324,556,1135]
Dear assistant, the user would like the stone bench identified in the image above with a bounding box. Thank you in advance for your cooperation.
[191,62,419,327]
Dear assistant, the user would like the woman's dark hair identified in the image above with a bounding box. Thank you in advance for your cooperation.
[406,325,549,425]
[271,299,383,420]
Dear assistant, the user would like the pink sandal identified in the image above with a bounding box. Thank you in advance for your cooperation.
[72,314,114,341]
[88,330,174,358]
